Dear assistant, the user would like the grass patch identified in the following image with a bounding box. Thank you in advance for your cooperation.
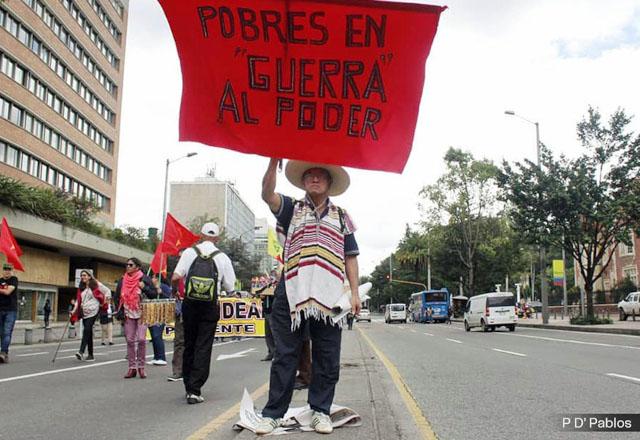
[570,316,613,325]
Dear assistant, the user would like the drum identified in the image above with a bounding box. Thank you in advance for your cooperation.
[141,299,176,326]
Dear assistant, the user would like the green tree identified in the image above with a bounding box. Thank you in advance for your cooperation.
[420,148,500,295]
[217,237,261,290]
[499,107,640,318]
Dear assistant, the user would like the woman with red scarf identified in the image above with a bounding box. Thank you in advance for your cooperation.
[114,257,155,379]
[71,273,106,361]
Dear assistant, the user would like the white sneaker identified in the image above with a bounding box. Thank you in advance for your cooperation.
[152,359,168,366]
[255,416,280,435]
[146,360,155,365]
[186,394,204,404]
[311,411,333,434]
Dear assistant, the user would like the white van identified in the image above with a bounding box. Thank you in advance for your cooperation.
[385,303,407,324]
[464,292,517,332]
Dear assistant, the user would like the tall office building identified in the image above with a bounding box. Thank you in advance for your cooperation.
[0,0,129,225]
[0,1,138,324]
[170,175,256,250]
[254,217,278,274]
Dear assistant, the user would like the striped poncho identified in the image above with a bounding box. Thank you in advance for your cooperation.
[277,196,356,329]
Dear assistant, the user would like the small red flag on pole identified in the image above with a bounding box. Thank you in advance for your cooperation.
[0,218,25,271]
[161,213,200,255]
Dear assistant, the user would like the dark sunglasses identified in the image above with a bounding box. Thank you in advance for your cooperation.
[126,263,136,267]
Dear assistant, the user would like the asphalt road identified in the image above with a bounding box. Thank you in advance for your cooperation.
[1,319,639,439]
[361,319,640,440]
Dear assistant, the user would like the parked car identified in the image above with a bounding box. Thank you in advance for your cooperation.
[464,292,517,332]
[618,292,640,321]
[356,308,371,322]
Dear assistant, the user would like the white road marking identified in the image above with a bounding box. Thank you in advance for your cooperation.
[216,348,255,361]
[0,360,125,382]
[423,333,434,336]
[16,352,48,357]
[0,351,173,384]
[446,338,462,344]
[606,373,640,384]
[410,329,417,333]
[492,348,527,357]
[495,332,640,350]
[523,326,640,339]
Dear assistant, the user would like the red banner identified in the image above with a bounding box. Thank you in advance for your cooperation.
[158,0,445,173]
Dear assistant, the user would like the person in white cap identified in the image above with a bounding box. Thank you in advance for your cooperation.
[256,159,361,434]
[172,222,236,404]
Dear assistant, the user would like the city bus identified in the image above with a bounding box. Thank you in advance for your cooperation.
[410,289,450,323]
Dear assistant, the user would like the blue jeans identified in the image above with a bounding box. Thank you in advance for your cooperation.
[262,281,342,418]
[149,324,166,361]
[0,310,17,353]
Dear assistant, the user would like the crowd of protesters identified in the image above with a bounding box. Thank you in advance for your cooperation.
[0,159,362,439]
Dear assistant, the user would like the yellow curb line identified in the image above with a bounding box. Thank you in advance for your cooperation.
[186,381,270,440]
[358,328,438,440]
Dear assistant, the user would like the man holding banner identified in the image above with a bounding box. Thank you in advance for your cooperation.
[256,158,360,434]
[157,0,445,430]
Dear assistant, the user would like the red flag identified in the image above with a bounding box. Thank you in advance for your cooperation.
[161,213,200,255]
[0,218,25,271]
[157,0,445,173]
[150,243,168,277]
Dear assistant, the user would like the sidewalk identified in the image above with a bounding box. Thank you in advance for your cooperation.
[232,327,424,439]
[453,315,640,336]
[11,321,124,345]
[515,315,640,336]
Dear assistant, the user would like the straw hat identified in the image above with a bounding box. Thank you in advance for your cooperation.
[285,160,350,197]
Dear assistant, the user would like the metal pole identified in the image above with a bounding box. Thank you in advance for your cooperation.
[536,121,549,324]
[427,246,431,291]
[389,254,393,304]
[562,234,568,319]
[161,158,170,233]
[530,255,535,301]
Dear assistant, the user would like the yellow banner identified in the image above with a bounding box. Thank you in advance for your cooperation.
[552,260,564,278]
[146,322,176,341]
[267,227,283,259]
[145,298,266,339]
[217,297,265,337]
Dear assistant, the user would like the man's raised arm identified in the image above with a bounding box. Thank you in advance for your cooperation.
[262,158,282,213]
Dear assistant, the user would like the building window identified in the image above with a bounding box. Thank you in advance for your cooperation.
[0,8,118,120]
[0,94,113,183]
[622,267,637,286]
[620,235,635,256]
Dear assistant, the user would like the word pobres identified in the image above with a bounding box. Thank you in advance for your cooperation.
[197,6,387,47]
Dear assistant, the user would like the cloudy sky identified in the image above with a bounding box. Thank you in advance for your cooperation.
[115,0,640,275]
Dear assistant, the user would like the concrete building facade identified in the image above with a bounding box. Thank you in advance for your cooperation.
[0,205,152,324]
[0,0,129,225]
[169,176,256,250]
[0,1,136,323]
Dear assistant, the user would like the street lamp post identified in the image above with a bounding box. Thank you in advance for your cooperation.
[162,152,198,233]
[505,110,549,324]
